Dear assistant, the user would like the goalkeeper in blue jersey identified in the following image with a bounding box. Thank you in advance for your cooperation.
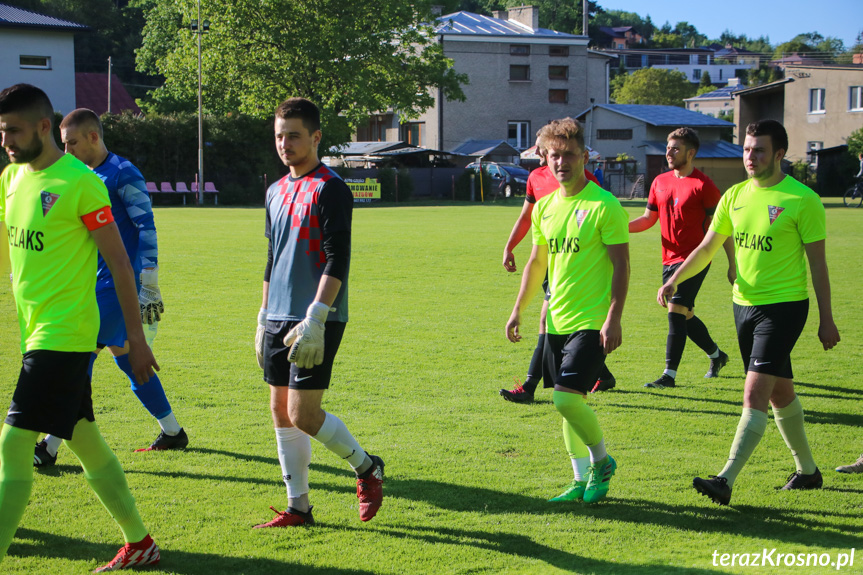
[32,108,188,466]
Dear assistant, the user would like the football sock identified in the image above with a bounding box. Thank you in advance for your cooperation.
[665,312,687,372]
[686,315,718,355]
[599,363,614,381]
[115,354,172,420]
[0,425,37,562]
[561,418,590,480]
[87,351,98,378]
[64,419,148,543]
[663,369,678,379]
[772,396,817,475]
[157,412,182,436]
[553,391,603,448]
[522,335,545,393]
[43,434,63,457]
[275,427,312,512]
[718,408,768,487]
[587,438,608,464]
[313,412,371,473]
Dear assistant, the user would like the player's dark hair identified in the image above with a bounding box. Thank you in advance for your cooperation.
[746,120,788,154]
[60,108,103,139]
[0,84,55,126]
[668,127,700,152]
[275,97,321,134]
[536,117,585,154]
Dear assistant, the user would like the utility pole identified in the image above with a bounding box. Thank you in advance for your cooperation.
[107,56,112,114]
[191,1,209,205]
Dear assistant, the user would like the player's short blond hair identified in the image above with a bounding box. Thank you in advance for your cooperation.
[536,117,585,154]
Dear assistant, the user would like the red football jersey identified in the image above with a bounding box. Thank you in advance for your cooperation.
[526,166,599,203]
[646,168,721,265]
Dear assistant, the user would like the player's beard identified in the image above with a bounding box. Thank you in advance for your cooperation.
[667,155,687,171]
[751,157,777,181]
[7,132,43,164]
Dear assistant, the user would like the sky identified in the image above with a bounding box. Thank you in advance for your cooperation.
[602,0,862,48]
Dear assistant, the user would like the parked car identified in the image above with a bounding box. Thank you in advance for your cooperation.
[465,161,529,197]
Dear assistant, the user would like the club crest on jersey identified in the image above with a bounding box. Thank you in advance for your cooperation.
[768,205,785,225]
[576,209,590,227]
[41,191,60,216]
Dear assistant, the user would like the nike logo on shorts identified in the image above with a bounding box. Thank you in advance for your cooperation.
[753,360,770,366]
[561,371,578,377]
[295,375,313,382]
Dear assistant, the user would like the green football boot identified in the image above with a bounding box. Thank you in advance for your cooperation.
[548,479,587,502]
[583,455,617,503]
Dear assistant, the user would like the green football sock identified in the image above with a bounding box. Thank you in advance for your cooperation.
[64,419,148,543]
[553,390,603,447]
[719,408,768,487]
[773,396,817,475]
[561,417,590,460]
[0,425,38,563]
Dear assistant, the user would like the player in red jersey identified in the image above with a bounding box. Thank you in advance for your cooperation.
[629,127,735,389]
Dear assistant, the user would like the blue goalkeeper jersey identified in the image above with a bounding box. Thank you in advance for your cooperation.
[93,152,158,291]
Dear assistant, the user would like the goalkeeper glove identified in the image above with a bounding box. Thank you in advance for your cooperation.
[139,268,164,324]
[256,308,267,369]
[284,301,331,369]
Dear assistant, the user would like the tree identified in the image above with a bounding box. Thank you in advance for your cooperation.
[699,70,713,89]
[848,126,863,158]
[611,68,695,107]
[136,0,467,149]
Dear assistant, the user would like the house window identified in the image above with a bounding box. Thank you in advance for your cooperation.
[809,88,826,113]
[401,122,424,146]
[548,65,568,80]
[19,55,51,70]
[549,45,569,57]
[719,69,723,80]
[597,129,633,140]
[807,141,823,168]
[510,44,530,56]
[850,86,863,111]
[357,116,387,142]
[693,69,702,80]
[510,65,530,81]
[548,89,568,104]
[507,121,530,149]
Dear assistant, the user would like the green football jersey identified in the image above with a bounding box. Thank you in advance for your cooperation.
[532,181,629,334]
[710,175,826,306]
[0,154,112,352]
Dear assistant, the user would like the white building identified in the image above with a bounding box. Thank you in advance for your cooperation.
[0,3,87,114]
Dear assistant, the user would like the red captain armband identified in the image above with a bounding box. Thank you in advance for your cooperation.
[81,206,114,231]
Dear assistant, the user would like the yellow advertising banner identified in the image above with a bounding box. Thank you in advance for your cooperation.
[345,178,381,202]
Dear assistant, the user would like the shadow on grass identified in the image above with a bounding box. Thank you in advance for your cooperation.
[796,380,863,398]
[362,524,725,575]
[10,528,374,575]
[384,480,863,549]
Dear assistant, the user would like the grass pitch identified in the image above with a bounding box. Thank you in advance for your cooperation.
[0,199,861,574]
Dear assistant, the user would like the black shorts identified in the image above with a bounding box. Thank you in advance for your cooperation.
[545,330,607,394]
[662,263,710,310]
[733,299,808,379]
[5,350,94,439]
[542,273,550,302]
[263,320,346,390]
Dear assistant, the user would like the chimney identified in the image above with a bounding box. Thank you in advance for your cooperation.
[492,10,508,20]
[727,77,740,87]
[508,5,538,30]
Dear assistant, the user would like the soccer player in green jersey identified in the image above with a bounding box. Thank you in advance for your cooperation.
[658,120,840,505]
[506,118,629,503]
[0,84,160,571]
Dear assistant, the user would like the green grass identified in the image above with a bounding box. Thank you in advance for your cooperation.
[1,198,861,574]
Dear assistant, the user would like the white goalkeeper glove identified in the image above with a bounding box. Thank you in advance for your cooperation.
[284,301,331,369]
[139,268,164,324]
[256,308,267,369]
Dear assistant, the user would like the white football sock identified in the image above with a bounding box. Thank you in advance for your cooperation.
[44,435,63,457]
[587,438,608,463]
[313,412,370,472]
[571,456,590,481]
[157,412,182,435]
[275,427,311,509]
